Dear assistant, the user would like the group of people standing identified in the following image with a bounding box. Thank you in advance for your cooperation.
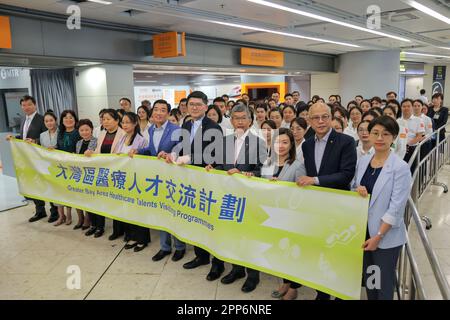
[7,87,448,300]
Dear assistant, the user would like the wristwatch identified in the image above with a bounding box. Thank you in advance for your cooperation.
[377,231,385,239]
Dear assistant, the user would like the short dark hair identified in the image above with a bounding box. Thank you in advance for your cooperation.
[179,98,188,104]
[255,103,268,112]
[413,99,424,106]
[221,94,229,99]
[362,110,380,121]
[383,105,397,117]
[206,104,223,124]
[268,108,282,119]
[261,119,277,130]
[432,92,444,101]
[153,99,171,112]
[386,91,397,98]
[119,97,131,104]
[348,106,363,116]
[241,93,249,97]
[284,93,293,99]
[332,116,344,130]
[355,95,364,100]
[401,98,414,107]
[103,108,120,122]
[187,91,208,105]
[420,89,426,95]
[292,91,300,95]
[99,108,107,116]
[20,95,36,105]
[282,105,296,117]
[137,105,152,120]
[58,110,79,134]
[78,119,94,130]
[290,117,307,130]
[213,97,226,104]
[333,106,348,119]
[44,111,57,122]
[346,100,358,110]
[273,128,296,165]
[371,96,382,104]
[368,115,399,138]
[357,120,371,131]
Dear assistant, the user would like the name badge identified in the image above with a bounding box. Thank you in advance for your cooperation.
[434,114,440,120]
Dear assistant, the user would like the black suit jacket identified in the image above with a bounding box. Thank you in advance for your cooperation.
[304,126,316,140]
[302,129,356,190]
[214,132,267,177]
[178,116,223,167]
[16,113,47,143]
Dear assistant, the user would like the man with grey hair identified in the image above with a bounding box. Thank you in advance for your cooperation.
[205,103,267,292]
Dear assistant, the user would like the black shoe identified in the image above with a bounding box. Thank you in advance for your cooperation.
[73,224,83,230]
[124,242,138,250]
[183,257,210,269]
[81,225,90,231]
[206,264,225,281]
[152,250,171,261]
[94,229,104,238]
[47,216,58,223]
[221,270,245,284]
[315,292,331,300]
[241,278,259,293]
[108,233,123,241]
[29,213,47,223]
[172,249,186,262]
[133,244,147,252]
[85,227,96,236]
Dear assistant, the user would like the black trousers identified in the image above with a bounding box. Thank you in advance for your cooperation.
[89,213,105,230]
[194,246,223,267]
[283,278,302,289]
[404,145,417,173]
[26,197,45,215]
[112,219,130,237]
[232,265,259,280]
[128,225,151,245]
[49,203,58,218]
[363,245,401,300]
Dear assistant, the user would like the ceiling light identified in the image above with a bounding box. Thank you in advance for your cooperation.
[438,47,450,50]
[401,0,450,24]
[88,0,112,5]
[247,0,411,42]
[207,20,359,47]
[403,51,450,58]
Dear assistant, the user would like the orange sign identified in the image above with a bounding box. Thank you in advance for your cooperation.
[0,16,12,49]
[153,31,186,58]
[241,47,284,67]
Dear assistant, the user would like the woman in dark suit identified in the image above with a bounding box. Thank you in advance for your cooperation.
[427,92,448,144]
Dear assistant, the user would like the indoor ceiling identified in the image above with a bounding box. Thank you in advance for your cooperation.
[1,0,450,63]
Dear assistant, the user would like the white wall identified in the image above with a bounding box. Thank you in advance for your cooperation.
[338,50,400,104]
[405,76,424,100]
[75,66,108,127]
[310,73,339,100]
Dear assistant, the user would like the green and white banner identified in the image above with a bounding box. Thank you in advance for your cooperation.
[10,139,369,299]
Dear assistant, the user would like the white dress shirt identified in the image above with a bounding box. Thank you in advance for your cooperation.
[23,111,37,139]
[234,129,250,164]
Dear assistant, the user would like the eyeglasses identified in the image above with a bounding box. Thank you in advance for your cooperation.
[370,131,392,139]
[232,116,249,122]
[309,114,331,122]
[188,103,205,108]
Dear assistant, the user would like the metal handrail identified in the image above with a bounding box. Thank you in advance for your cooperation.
[397,122,450,300]
[408,197,450,300]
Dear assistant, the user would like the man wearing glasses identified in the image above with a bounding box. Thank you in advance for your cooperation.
[297,102,357,300]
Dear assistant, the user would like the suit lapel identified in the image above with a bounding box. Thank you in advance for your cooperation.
[369,153,395,206]
[307,140,318,177]
[148,125,157,155]
[318,130,336,175]
[157,123,171,154]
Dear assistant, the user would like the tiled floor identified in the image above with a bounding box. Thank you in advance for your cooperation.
[408,164,450,300]
[2,164,450,300]
[0,203,317,300]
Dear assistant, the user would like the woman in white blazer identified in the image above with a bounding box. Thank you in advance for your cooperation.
[352,115,412,300]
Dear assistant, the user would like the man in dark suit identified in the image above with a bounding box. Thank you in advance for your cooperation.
[297,102,357,300]
[6,95,57,222]
[164,91,225,280]
[206,103,267,292]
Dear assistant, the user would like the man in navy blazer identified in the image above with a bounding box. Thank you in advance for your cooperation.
[7,95,56,223]
[163,91,225,280]
[297,102,357,299]
[130,99,185,261]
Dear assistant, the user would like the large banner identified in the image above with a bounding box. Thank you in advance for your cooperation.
[10,140,369,300]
